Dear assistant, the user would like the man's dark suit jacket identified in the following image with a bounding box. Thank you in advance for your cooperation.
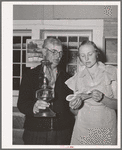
[17,65,74,131]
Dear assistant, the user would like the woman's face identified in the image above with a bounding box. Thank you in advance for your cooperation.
[78,44,98,68]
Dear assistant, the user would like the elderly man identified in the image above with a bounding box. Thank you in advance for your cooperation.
[17,38,74,145]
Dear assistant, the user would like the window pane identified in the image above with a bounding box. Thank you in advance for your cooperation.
[62,44,68,51]
[68,36,78,49]
[68,65,77,76]
[22,64,30,76]
[47,36,56,39]
[58,36,67,42]
[22,36,31,49]
[22,50,26,63]
[79,37,89,42]
[68,44,78,49]
[13,36,21,49]
[13,64,20,76]
[13,78,20,90]
[13,50,21,62]
[69,36,77,42]
[68,51,78,63]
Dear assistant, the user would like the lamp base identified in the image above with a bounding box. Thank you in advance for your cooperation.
[34,107,56,117]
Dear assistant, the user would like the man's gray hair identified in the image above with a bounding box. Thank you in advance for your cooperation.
[43,37,62,48]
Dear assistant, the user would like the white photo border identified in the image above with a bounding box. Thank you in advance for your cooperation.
[2,1,121,149]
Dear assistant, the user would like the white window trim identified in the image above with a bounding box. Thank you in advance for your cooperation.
[13,20,104,50]
[43,31,92,40]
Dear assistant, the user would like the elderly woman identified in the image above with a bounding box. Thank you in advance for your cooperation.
[65,40,117,145]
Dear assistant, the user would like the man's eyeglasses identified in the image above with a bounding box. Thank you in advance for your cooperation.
[46,48,63,57]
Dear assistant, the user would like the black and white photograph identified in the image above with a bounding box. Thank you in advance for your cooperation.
[2,1,121,149]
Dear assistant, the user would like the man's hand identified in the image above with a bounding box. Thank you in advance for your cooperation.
[91,90,103,102]
[33,100,50,114]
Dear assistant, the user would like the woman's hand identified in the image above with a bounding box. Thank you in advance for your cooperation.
[91,90,103,102]
[68,92,92,109]
[69,97,82,110]
[77,93,92,100]
[33,100,50,114]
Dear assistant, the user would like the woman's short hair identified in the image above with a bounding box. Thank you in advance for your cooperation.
[78,40,103,62]
[79,40,99,54]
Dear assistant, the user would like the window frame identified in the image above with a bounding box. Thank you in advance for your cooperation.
[13,31,32,105]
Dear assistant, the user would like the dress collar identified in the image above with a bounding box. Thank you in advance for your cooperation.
[78,61,106,78]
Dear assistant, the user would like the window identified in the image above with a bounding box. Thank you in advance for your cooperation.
[13,30,31,97]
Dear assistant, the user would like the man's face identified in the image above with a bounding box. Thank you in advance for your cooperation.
[44,43,63,68]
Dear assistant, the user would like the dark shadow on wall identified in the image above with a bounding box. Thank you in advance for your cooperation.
[98,48,106,63]
[58,44,68,71]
